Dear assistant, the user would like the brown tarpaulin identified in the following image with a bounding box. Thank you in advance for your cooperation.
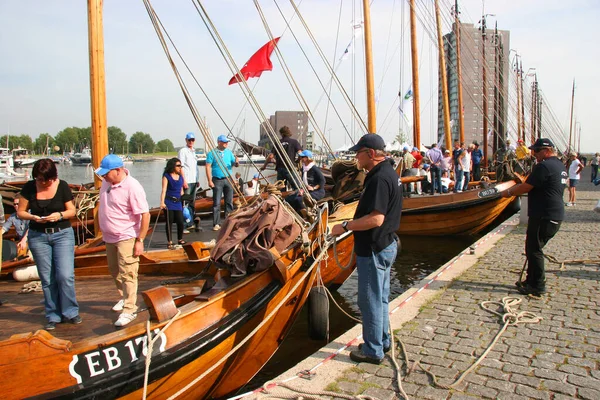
[210,196,301,275]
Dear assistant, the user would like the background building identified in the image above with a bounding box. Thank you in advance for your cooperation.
[258,111,309,150]
[438,22,510,153]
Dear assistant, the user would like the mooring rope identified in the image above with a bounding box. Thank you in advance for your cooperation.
[142,309,183,400]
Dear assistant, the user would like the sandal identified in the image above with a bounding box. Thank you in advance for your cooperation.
[178,240,186,245]
[167,242,175,250]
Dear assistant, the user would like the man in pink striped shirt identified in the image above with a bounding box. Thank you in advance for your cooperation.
[96,154,150,327]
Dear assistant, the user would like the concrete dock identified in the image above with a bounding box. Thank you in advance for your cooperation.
[245,171,600,399]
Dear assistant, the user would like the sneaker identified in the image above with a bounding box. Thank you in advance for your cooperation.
[456,190,463,193]
[572,203,576,206]
[358,342,391,354]
[44,321,57,330]
[115,313,137,327]
[212,224,221,231]
[183,229,191,234]
[565,202,573,207]
[112,300,124,312]
[67,315,82,324]
[349,350,383,365]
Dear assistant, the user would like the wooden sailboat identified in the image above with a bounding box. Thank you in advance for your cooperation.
[0,2,359,399]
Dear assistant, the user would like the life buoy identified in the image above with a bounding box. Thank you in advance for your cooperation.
[307,286,329,341]
[13,265,40,282]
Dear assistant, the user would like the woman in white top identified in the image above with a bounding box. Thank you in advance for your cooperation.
[459,146,473,191]
[566,153,583,206]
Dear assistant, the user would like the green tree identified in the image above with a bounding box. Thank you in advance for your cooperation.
[0,134,34,151]
[108,126,128,154]
[395,130,409,145]
[156,139,174,153]
[54,127,81,153]
[129,131,155,154]
[34,133,55,155]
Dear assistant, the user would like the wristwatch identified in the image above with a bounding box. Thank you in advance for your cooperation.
[136,238,144,243]
[342,221,350,232]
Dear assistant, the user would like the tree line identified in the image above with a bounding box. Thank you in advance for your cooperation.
[0,126,176,155]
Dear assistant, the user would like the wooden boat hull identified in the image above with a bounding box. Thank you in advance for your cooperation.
[0,201,330,400]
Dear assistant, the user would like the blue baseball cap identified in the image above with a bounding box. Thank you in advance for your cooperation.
[348,134,386,152]
[299,150,313,158]
[217,134,230,143]
[403,146,410,151]
[422,163,430,169]
[185,132,195,140]
[95,154,124,176]
[253,173,259,179]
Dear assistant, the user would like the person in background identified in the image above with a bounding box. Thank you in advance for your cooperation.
[440,170,452,193]
[331,134,402,365]
[285,150,325,218]
[401,146,416,197]
[452,141,464,193]
[178,132,199,233]
[205,134,238,231]
[515,139,530,161]
[501,138,566,298]
[590,152,599,183]
[426,143,443,195]
[411,147,423,195]
[235,172,244,192]
[244,174,261,197]
[261,126,302,189]
[440,149,452,175]
[461,144,473,191]
[1,194,29,253]
[566,152,583,207]
[471,141,483,181]
[18,159,79,331]
[160,158,185,249]
[95,154,150,327]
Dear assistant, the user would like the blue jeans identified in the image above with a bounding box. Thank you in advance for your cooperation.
[277,167,298,190]
[28,227,78,323]
[454,167,463,192]
[462,171,470,191]
[212,178,234,227]
[184,182,198,228]
[356,241,398,359]
[430,165,442,194]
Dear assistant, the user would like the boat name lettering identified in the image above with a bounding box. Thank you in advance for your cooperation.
[68,328,167,384]
[478,188,498,198]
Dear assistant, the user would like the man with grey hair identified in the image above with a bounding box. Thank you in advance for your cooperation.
[331,133,403,364]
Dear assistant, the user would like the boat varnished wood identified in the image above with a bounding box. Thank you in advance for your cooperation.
[0,201,344,399]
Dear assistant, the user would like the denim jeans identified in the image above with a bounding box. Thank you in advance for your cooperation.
[28,227,78,323]
[454,167,463,192]
[356,241,398,359]
[184,182,198,228]
[473,163,481,181]
[212,178,234,226]
[277,167,298,190]
[525,217,561,291]
[462,171,471,191]
[430,165,442,194]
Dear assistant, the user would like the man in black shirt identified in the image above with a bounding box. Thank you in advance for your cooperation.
[332,133,403,364]
[261,126,302,189]
[501,138,567,297]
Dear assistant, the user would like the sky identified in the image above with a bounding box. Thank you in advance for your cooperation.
[0,0,598,153]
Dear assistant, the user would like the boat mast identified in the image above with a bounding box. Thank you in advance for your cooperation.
[515,58,522,141]
[519,60,526,143]
[481,13,489,167]
[454,0,465,144]
[362,0,376,134]
[408,0,421,148]
[435,0,452,150]
[88,0,109,187]
[492,23,499,156]
[568,79,575,153]
[537,95,543,140]
[531,73,538,145]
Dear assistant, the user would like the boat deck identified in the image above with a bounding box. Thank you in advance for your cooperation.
[0,273,188,343]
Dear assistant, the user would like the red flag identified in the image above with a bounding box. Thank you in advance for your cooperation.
[228,37,281,85]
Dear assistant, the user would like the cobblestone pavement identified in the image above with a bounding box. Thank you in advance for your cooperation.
[319,178,600,399]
